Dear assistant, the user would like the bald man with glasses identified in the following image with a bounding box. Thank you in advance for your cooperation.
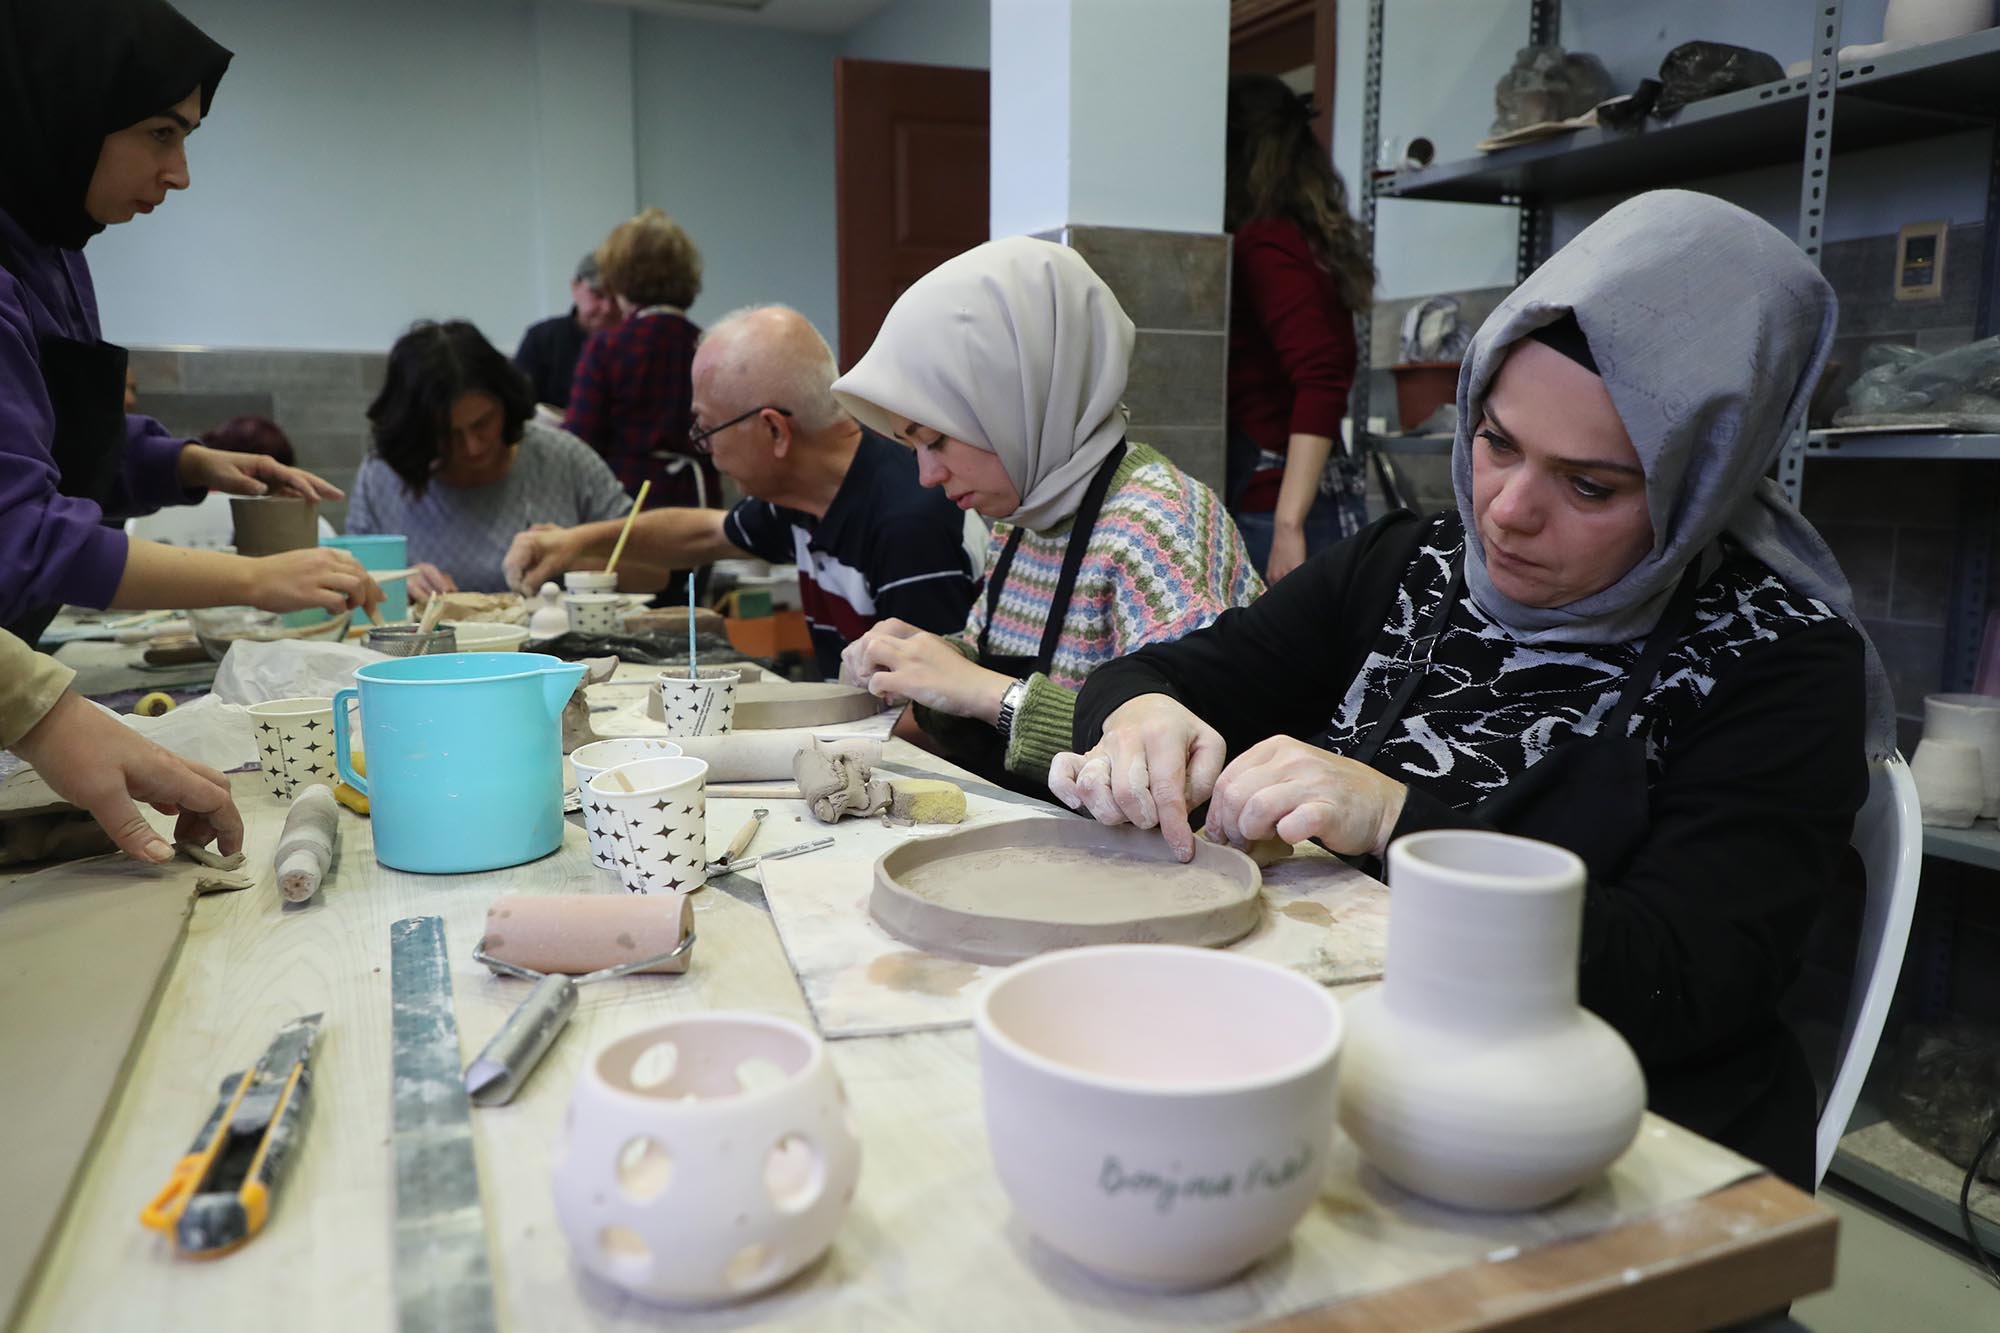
[505,305,981,679]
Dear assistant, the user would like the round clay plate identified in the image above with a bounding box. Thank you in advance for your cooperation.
[870,819,1262,966]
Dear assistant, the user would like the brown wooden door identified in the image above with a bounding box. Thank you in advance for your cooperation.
[834,58,990,370]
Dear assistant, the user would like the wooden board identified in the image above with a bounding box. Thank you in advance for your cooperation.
[871,819,1262,965]
[0,858,202,1325]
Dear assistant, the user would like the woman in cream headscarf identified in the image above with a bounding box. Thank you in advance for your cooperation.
[833,237,1260,788]
[1052,191,1893,1188]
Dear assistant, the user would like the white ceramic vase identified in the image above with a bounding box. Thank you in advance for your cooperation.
[975,945,1343,1289]
[1338,829,1645,1212]
[1923,693,2000,819]
[1911,737,1983,828]
[554,1014,861,1305]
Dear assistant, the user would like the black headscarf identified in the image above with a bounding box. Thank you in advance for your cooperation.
[0,0,232,250]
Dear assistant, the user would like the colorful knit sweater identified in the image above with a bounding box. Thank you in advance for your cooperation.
[939,441,1264,779]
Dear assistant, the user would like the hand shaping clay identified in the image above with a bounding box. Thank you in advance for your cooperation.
[871,819,1262,966]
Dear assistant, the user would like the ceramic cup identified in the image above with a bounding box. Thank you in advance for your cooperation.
[565,570,619,593]
[974,944,1343,1290]
[553,1013,861,1306]
[564,592,626,637]
[654,667,741,738]
[1923,693,2000,819]
[586,755,709,894]
[229,495,319,557]
[572,740,687,873]
[1911,737,1983,828]
[246,696,341,798]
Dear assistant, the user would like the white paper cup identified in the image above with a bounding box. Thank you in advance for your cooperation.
[586,756,709,894]
[654,666,741,737]
[565,570,619,593]
[572,739,685,873]
[247,696,340,798]
[564,592,626,636]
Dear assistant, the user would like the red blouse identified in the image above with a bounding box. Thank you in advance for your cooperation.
[1226,217,1358,513]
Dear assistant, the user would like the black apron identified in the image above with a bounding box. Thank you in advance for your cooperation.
[1352,553,1706,880]
[0,230,132,646]
[948,440,1128,786]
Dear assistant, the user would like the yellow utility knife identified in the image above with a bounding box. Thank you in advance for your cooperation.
[141,1013,322,1257]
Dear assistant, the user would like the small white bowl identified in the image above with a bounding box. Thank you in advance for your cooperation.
[975,945,1342,1290]
[446,620,531,652]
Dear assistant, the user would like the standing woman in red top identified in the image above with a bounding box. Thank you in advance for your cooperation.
[1224,73,1377,583]
[565,208,720,519]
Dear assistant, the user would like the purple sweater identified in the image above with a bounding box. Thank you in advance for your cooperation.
[0,206,196,618]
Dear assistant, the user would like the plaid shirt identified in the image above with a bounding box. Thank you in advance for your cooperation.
[564,308,721,509]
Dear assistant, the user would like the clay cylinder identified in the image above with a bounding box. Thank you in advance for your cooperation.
[668,730,881,782]
[230,496,320,557]
[482,894,694,975]
[274,783,340,903]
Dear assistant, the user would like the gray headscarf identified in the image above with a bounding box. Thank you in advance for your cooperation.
[831,237,1134,534]
[1452,189,1896,758]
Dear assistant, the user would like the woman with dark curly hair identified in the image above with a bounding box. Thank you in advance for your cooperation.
[565,208,718,517]
[1224,72,1377,584]
[346,320,631,595]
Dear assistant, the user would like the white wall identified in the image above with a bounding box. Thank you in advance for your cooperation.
[842,0,990,67]
[990,0,1073,236]
[90,0,635,353]
[1335,0,1989,301]
[629,16,841,348]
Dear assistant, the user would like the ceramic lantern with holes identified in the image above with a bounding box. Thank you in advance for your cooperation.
[553,1013,862,1304]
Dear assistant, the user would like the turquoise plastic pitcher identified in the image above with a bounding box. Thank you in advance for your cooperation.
[334,652,586,874]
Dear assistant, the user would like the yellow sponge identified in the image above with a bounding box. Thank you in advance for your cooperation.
[887,777,965,824]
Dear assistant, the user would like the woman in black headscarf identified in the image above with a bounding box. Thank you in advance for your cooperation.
[0,0,380,644]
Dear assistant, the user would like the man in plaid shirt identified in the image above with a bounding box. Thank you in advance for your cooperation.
[565,209,720,514]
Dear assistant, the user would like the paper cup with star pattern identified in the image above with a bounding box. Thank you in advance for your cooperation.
[585,756,710,895]
[651,666,741,737]
[247,696,341,799]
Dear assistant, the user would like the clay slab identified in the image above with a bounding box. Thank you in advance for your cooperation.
[871,820,1262,966]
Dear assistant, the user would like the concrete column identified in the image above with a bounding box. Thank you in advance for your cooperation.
[989,0,1232,493]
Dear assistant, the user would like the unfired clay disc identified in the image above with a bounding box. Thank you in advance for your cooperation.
[870,820,1262,966]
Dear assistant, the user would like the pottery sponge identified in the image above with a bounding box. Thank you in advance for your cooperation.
[887,777,965,825]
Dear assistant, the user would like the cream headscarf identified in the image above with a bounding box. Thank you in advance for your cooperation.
[831,236,1135,534]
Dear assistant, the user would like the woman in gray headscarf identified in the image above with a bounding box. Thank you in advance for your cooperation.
[1052,191,1891,1188]
[832,237,1261,790]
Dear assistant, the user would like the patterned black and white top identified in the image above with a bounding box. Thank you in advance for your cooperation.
[1317,515,1844,812]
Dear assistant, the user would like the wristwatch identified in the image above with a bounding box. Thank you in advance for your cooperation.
[995,678,1028,737]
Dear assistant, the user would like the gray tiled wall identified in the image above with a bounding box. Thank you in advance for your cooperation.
[128,347,384,531]
[1362,225,1992,743]
[1053,225,1230,497]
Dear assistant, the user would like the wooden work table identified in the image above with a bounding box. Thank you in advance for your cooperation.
[7,715,1836,1331]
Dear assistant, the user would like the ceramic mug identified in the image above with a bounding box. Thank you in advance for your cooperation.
[586,756,709,894]
[246,696,341,798]
[655,667,741,738]
[564,592,625,637]
[571,739,686,873]
[553,1013,861,1305]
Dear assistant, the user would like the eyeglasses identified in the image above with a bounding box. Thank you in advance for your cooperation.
[689,405,792,454]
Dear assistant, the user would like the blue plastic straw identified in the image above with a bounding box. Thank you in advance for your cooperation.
[687,571,698,679]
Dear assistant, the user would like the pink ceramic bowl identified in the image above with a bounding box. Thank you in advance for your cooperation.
[974,944,1343,1289]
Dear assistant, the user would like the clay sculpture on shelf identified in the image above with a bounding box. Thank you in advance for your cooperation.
[870,819,1261,966]
[1338,829,1645,1211]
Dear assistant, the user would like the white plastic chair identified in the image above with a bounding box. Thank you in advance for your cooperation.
[1815,753,1922,1184]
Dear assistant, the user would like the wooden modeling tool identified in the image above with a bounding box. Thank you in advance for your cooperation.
[141,1013,322,1258]
[390,916,496,1332]
[603,479,650,577]
[702,835,833,878]
[713,807,767,872]
[414,592,446,649]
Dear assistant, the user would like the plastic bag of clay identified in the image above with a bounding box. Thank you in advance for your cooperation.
[1653,41,1785,116]
[1886,1020,2000,1183]
[1838,335,2000,427]
[209,638,386,706]
[117,693,260,773]
[1491,45,1614,135]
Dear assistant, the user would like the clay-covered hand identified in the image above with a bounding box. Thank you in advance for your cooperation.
[11,690,244,863]
[504,524,576,595]
[1204,736,1408,857]
[177,443,344,501]
[243,547,385,616]
[406,561,458,600]
[842,621,1010,721]
[1047,694,1226,863]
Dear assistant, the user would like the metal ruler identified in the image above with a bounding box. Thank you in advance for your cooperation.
[390,915,498,1333]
